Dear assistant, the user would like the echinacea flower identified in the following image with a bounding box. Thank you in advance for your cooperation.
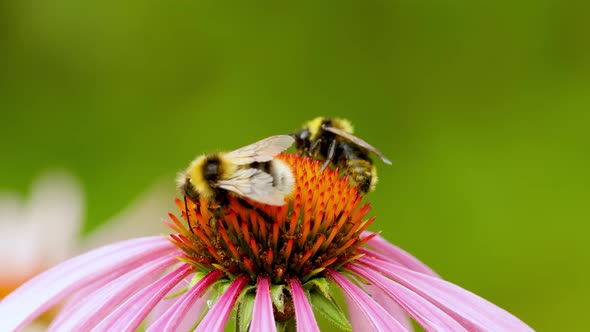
[0,155,534,331]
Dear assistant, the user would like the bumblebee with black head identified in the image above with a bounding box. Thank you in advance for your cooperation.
[177,135,295,231]
[293,117,392,193]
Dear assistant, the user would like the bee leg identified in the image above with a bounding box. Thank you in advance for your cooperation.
[320,139,337,172]
[309,137,322,155]
[211,193,229,220]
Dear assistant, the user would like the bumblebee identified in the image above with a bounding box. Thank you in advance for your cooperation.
[293,117,391,193]
[177,135,295,211]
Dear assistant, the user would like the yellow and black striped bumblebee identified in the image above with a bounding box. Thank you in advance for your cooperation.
[177,135,295,211]
[293,117,391,193]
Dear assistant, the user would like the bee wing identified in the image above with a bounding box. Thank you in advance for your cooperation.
[217,168,286,206]
[323,126,392,165]
[224,135,295,165]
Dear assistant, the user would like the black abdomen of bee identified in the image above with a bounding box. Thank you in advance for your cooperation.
[345,158,376,193]
[340,142,377,194]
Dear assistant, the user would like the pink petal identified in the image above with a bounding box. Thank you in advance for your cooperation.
[144,279,190,327]
[288,278,320,332]
[91,264,193,332]
[344,294,373,332]
[327,269,409,332]
[195,275,249,332]
[50,272,123,329]
[359,256,534,332]
[147,270,224,332]
[365,284,414,331]
[361,231,440,277]
[147,287,214,332]
[349,264,468,332]
[250,276,277,332]
[0,236,175,332]
[176,289,213,332]
[49,251,182,331]
[144,275,194,325]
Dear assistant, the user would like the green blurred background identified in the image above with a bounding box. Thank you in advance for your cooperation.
[1,1,589,330]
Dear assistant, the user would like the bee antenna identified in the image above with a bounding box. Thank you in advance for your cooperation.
[184,195,194,233]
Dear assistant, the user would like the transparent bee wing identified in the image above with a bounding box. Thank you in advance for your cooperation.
[322,126,392,165]
[217,169,286,206]
[224,135,295,165]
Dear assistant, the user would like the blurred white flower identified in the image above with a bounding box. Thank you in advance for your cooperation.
[0,172,83,291]
[0,171,174,330]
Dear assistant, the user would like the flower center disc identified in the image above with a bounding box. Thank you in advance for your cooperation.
[168,154,376,284]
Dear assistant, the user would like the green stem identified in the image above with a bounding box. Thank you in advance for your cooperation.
[235,303,243,332]
[283,319,297,332]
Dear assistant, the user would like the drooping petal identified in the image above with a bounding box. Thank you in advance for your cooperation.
[91,264,193,332]
[0,236,175,332]
[365,284,414,331]
[49,251,182,331]
[344,293,374,332]
[358,256,534,332]
[146,270,223,332]
[361,232,440,277]
[250,276,277,332]
[195,275,249,332]
[287,278,320,332]
[177,289,213,332]
[50,278,113,331]
[326,269,408,332]
[348,264,468,332]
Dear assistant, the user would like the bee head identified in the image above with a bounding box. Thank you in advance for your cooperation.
[202,157,220,182]
[320,118,333,129]
[292,129,311,153]
[304,117,326,140]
